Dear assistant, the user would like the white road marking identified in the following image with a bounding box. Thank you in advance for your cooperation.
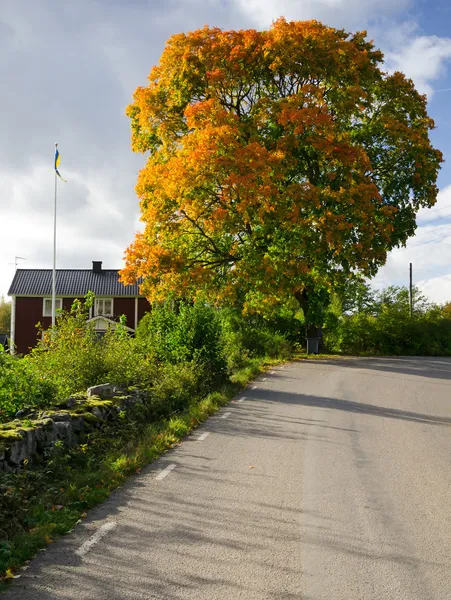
[155,463,177,481]
[238,396,246,402]
[251,385,257,390]
[197,432,210,441]
[75,522,117,558]
[221,412,232,419]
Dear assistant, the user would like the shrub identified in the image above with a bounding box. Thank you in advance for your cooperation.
[149,361,203,419]
[0,350,54,422]
[219,309,295,369]
[137,302,227,385]
[100,322,154,389]
[324,312,451,356]
[29,298,154,400]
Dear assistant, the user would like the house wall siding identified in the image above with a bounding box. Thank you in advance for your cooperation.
[15,297,48,355]
[62,298,78,312]
[15,297,80,354]
[138,298,151,322]
[112,298,135,329]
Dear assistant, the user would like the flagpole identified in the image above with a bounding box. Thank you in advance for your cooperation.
[52,143,58,327]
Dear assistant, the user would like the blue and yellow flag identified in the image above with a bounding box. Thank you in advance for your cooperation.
[54,145,67,182]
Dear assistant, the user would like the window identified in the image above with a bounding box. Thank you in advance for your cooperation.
[43,298,62,317]
[94,298,113,317]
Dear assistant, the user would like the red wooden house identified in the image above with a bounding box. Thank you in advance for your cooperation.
[8,261,151,354]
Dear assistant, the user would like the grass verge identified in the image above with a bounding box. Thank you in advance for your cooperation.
[0,355,278,587]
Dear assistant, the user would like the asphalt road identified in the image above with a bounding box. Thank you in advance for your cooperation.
[5,357,451,599]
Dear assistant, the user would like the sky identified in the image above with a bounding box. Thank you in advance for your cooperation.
[1,0,451,303]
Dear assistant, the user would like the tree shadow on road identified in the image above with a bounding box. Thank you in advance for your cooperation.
[298,356,451,382]
[249,387,451,427]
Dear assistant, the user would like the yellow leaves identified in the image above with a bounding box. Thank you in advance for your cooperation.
[121,19,441,310]
[4,568,16,580]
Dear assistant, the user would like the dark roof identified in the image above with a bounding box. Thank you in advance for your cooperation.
[8,269,143,297]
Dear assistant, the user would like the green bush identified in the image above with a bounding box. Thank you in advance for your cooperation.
[100,324,154,389]
[148,361,204,419]
[1,296,295,422]
[29,298,153,400]
[321,285,451,356]
[219,309,295,369]
[0,351,54,422]
[137,302,227,385]
[325,312,451,356]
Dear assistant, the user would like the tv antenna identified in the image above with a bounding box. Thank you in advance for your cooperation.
[9,256,27,270]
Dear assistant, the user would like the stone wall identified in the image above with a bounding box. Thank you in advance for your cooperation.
[0,384,148,472]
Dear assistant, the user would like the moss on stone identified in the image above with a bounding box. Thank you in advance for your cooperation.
[0,420,36,432]
[80,412,102,424]
[0,429,23,441]
[111,395,130,405]
[0,429,24,453]
[84,398,113,409]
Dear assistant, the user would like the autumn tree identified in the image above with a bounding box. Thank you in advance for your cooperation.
[121,19,442,331]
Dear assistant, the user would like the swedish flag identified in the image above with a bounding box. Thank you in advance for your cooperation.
[54,144,67,182]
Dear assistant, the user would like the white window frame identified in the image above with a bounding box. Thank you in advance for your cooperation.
[94,298,114,317]
[43,298,62,317]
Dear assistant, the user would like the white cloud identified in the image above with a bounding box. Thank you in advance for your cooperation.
[383,26,451,95]
[372,186,451,303]
[233,0,412,29]
[417,275,451,304]
[416,185,451,224]
[0,164,141,301]
[0,0,234,300]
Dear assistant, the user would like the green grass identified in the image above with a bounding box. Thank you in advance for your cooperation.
[0,355,283,587]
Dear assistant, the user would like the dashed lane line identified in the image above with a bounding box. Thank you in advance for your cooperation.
[155,464,177,481]
[75,522,117,558]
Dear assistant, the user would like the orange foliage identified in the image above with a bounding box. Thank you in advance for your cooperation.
[121,19,442,312]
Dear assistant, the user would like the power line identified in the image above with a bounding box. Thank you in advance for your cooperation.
[409,221,451,239]
[416,211,451,227]
[386,207,451,241]
[422,201,451,214]
[378,265,451,277]
[392,231,451,252]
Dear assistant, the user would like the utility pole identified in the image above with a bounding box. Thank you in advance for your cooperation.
[409,262,413,318]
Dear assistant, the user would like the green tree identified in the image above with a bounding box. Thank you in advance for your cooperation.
[0,297,11,335]
[339,280,376,315]
[374,285,436,318]
[121,19,442,332]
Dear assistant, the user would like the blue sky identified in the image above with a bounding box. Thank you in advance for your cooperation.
[1,0,451,302]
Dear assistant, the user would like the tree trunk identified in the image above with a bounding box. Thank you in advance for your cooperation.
[294,289,321,340]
